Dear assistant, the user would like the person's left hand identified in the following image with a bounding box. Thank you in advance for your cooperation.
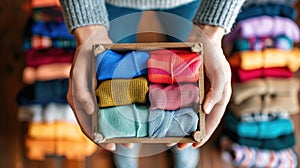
[170,24,232,150]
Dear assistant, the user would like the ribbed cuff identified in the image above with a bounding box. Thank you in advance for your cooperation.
[59,0,109,33]
[193,0,245,33]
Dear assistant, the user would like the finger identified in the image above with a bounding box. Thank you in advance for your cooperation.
[198,82,231,147]
[166,143,177,147]
[101,143,116,151]
[121,143,134,149]
[192,142,201,148]
[72,49,98,115]
[203,70,226,114]
[177,143,192,150]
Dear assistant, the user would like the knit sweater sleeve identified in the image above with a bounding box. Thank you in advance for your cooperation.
[59,0,109,33]
[193,0,246,33]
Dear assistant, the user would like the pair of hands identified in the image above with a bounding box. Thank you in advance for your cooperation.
[68,24,232,151]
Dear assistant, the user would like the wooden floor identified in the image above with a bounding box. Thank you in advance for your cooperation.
[1,0,300,167]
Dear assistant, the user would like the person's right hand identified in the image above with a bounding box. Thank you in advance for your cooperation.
[68,25,133,151]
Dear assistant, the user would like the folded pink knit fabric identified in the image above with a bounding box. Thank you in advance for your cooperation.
[148,50,201,84]
[23,63,71,84]
[149,83,199,110]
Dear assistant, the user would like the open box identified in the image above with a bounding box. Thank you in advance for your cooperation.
[92,42,205,144]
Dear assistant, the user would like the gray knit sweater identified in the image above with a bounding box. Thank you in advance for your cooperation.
[59,0,245,33]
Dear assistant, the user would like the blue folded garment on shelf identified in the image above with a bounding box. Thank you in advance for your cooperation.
[95,50,149,81]
[224,110,294,139]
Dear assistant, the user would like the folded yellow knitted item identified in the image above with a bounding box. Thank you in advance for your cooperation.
[95,76,148,107]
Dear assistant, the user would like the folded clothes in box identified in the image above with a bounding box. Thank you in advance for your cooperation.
[92,42,205,143]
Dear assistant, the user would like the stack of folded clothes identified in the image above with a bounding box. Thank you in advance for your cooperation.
[220,0,300,167]
[17,0,97,160]
[94,48,201,140]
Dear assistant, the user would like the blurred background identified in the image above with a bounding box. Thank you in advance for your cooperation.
[0,0,300,168]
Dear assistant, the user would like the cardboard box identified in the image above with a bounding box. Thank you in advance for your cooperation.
[92,42,205,143]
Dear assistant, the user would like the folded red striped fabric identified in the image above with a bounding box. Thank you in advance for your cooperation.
[148,49,201,84]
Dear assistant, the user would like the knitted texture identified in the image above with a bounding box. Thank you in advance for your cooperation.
[224,112,294,139]
[226,16,300,43]
[237,67,293,82]
[59,0,245,33]
[148,108,198,138]
[236,3,296,22]
[224,129,295,150]
[193,0,245,33]
[240,111,290,122]
[96,50,149,81]
[26,137,97,160]
[95,76,148,107]
[22,63,71,84]
[17,81,68,106]
[232,35,293,52]
[98,104,148,139]
[229,92,299,117]
[32,7,64,22]
[28,122,84,140]
[148,49,201,84]
[25,48,75,67]
[31,21,74,39]
[149,83,199,110]
[23,36,76,50]
[231,78,299,105]
[228,96,262,117]
[31,0,61,8]
[222,143,298,168]
[242,0,297,7]
[228,48,300,72]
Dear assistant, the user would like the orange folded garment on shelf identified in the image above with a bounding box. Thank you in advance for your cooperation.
[25,137,97,160]
[31,0,61,7]
[22,63,71,84]
[228,48,300,71]
[25,138,55,160]
[27,122,85,141]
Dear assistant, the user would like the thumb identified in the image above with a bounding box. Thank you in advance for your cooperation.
[203,73,225,114]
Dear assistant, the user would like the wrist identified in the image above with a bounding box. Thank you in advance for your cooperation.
[196,24,225,46]
[73,25,110,44]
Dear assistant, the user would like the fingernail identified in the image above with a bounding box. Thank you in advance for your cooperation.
[127,143,134,149]
[204,102,213,114]
[105,143,116,151]
[166,143,176,147]
[85,103,94,115]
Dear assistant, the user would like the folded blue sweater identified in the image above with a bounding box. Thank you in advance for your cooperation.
[96,50,149,81]
[148,108,198,138]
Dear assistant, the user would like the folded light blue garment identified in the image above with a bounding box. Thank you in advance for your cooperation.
[149,108,198,138]
[98,104,148,139]
[224,111,294,139]
[96,50,149,81]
